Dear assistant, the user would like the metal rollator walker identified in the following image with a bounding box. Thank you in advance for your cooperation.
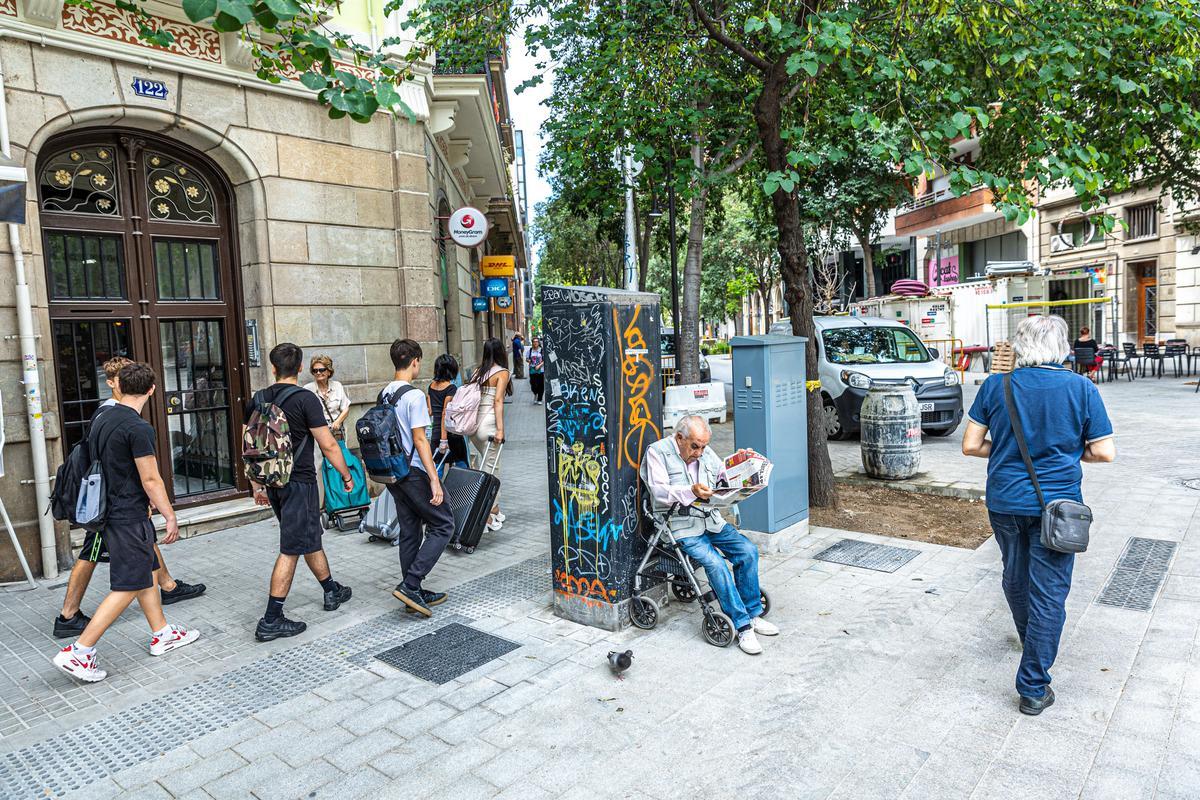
[629,480,770,648]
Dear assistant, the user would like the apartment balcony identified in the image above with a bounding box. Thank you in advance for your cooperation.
[894,184,1002,238]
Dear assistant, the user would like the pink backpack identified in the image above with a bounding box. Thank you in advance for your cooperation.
[445,367,502,436]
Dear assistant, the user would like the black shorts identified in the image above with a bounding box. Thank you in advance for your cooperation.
[267,481,323,556]
[103,519,160,591]
[79,526,162,568]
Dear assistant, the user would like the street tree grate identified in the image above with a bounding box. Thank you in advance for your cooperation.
[1095,537,1177,611]
[814,539,921,573]
[375,623,520,684]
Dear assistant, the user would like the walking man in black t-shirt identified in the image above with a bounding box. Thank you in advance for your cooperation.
[53,357,207,640]
[245,343,354,642]
[52,363,200,683]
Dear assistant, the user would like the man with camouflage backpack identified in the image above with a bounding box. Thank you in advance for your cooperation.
[242,343,354,642]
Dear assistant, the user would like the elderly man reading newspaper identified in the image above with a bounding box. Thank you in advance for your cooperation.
[642,415,780,655]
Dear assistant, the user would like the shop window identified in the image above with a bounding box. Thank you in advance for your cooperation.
[1126,203,1158,240]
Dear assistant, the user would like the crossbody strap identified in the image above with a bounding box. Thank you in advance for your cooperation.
[1002,373,1046,510]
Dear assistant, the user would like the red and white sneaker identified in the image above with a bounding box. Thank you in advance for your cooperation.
[52,646,107,683]
[149,624,200,656]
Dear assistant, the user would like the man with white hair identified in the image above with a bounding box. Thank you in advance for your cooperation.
[642,415,779,654]
[963,315,1114,716]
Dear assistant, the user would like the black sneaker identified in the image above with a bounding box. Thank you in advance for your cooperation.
[254,615,307,642]
[403,589,447,613]
[1019,686,1056,716]
[53,611,91,639]
[392,584,431,616]
[323,583,352,611]
[161,581,207,606]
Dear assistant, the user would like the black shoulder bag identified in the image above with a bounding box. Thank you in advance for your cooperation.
[1003,373,1092,553]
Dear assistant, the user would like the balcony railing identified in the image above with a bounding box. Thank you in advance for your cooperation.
[898,183,985,213]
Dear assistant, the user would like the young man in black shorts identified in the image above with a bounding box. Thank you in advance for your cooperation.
[52,363,200,683]
[245,342,354,642]
[53,357,207,640]
[383,339,453,616]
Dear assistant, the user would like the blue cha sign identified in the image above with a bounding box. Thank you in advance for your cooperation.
[482,277,509,298]
[472,296,489,312]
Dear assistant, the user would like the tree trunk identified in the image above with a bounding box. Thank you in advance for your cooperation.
[679,176,708,385]
[634,193,655,292]
[752,65,838,508]
[759,280,772,324]
[855,222,877,298]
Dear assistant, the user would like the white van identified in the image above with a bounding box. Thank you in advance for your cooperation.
[767,315,963,439]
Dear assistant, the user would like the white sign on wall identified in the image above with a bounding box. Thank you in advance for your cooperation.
[448,206,489,248]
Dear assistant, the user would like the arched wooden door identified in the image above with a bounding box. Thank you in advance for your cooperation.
[37,131,249,506]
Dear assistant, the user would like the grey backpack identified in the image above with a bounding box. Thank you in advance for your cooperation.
[1003,373,1092,553]
[74,421,120,532]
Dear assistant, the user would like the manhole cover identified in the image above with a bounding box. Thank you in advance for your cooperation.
[1095,537,1177,611]
[375,622,520,684]
[814,539,921,573]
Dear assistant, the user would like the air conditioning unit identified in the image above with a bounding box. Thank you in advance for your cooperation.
[1050,234,1074,253]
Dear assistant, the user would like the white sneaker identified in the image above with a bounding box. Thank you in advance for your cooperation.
[752,617,779,636]
[737,630,762,655]
[486,518,503,532]
[494,512,507,524]
[52,646,107,682]
[149,624,200,656]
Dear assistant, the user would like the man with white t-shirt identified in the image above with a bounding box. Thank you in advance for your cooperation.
[382,339,453,616]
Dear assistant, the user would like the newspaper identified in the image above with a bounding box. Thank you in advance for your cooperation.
[700,451,773,508]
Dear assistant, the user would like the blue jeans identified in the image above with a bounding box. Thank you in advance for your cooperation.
[989,512,1075,699]
[677,524,763,630]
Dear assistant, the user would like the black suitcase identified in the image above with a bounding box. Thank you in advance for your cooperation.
[444,440,502,554]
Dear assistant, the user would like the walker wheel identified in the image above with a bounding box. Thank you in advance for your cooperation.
[629,596,659,630]
[671,582,698,604]
[465,546,476,554]
[320,513,332,530]
[702,609,735,648]
[759,589,771,617]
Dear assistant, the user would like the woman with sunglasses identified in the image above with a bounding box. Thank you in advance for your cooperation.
[303,355,350,505]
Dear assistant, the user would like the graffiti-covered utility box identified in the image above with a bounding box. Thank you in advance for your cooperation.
[731,334,810,535]
[541,285,663,630]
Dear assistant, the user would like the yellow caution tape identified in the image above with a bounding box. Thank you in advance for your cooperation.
[806,380,821,392]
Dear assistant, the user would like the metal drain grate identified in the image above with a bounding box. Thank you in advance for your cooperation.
[814,539,921,573]
[1095,537,1177,611]
[376,623,520,684]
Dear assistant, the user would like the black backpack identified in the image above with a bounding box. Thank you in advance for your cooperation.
[49,408,117,530]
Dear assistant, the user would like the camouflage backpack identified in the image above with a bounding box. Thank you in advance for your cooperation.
[242,386,306,489]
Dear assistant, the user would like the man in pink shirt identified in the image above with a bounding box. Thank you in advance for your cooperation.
[642,416,779,654]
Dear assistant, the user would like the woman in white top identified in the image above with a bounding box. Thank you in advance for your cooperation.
[469,338,510,531]
[303,354,351,505]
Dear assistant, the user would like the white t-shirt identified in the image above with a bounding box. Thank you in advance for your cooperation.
[381,380,431,472]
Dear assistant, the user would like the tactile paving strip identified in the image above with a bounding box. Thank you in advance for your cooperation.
[376,623,521,684]
[814,539,921,573]
[1095,537,1177,611]
[0,554,550,800]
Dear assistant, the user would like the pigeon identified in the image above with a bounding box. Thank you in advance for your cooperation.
[607,649,633,676]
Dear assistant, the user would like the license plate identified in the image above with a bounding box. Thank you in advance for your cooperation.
[919,402,935,412]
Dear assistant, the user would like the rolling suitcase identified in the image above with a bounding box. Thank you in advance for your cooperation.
[359,486,400,544]
[444,440,503,554]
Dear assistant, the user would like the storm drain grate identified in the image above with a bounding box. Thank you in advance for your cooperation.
[1095,537,1177,611]
[375,623,520,684]
[814,539,921,573]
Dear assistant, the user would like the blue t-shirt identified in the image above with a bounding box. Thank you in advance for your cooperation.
[968,365,1113,516]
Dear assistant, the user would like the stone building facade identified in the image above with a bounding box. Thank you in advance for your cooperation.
[0,1,527,580]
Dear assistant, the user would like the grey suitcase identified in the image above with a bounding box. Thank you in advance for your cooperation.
[360,487,400,544]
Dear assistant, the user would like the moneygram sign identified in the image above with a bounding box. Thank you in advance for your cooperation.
[448,206,489,248]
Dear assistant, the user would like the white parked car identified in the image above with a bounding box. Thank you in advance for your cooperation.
[768,316,963,440]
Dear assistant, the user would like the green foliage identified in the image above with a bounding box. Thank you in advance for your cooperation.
[701,340,730,355]
[530,195,624,292]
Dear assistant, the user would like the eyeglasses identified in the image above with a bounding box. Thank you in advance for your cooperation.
[311,367,329,374]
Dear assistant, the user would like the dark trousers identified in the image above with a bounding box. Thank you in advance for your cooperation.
[529,373,544,401]
[989,511,1075,699]
[388,469,455,589]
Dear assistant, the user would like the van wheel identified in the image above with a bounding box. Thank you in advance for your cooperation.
[823,396,847,441]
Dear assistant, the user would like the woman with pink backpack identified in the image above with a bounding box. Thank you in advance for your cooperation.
[443,338,510,532]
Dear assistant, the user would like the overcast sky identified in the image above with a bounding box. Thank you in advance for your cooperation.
[507,22,552,273]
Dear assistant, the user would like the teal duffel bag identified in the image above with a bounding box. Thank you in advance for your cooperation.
[321,440,371,529]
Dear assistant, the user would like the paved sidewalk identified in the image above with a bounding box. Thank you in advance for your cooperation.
[2,375,1199,799]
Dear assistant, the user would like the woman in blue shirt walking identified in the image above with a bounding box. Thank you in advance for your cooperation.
[962,315,1115,716]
